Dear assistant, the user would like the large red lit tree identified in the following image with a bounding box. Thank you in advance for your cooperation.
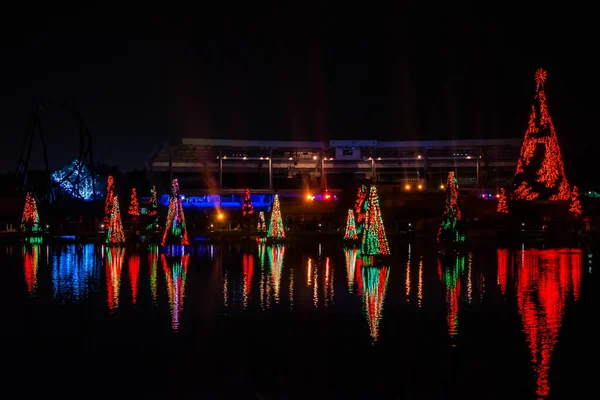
[161,179,189,246]
[512,69,570,201]
[104,176,115,224]
[106,195,126,245]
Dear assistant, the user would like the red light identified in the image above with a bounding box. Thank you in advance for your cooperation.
[325,194,331,200]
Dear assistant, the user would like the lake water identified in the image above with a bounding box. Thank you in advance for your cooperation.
[1,239,593,398]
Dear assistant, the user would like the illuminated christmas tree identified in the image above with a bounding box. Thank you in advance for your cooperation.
[106,195,126,245]
[361,185,390,255]
[267,194,286,239]
[344,209,358,240]
[148,185,158,216]
[257,211,266,231]
[104,176,115,224]
[437,172,465,244]
[513,69,570,201]
[569,185,582,216]
[161,179,189,246]
[242,188,254,217]
[21,192,41,233]
[128,188,140,218]
[497,188,509,214]
[354,184,368,234]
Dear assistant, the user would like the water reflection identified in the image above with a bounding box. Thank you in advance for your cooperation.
[148,245,159,305]
[105,247,125,311]
[344,247,358,293]
[359,259,390,343]
[513,248,582,399]
[268,245,285,303]
[53,244,100,303]
[162,252,189,331]
[129,253,140,305]
[439,254,465,342]
[23,244,40,296]
[242,253,254,309]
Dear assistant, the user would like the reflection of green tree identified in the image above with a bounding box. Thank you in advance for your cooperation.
[442,255,465,289]
[441,255,465,339]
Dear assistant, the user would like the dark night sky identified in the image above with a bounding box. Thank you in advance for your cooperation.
[1,6,596,185]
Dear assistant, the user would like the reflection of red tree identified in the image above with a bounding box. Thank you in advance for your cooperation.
[516,249,582,398]
[162,254,189,331]
[128,254,140,305]
[361,265,390,342]
[497,249,509,295]
[23,245,39,295]
[106,247,125,312]
[242,254,254,308]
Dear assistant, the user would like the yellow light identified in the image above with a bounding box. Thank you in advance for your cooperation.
[306,194,312,200]
[218,213,224,220]
[417,184,422,190]
[405,184,411,190]
[440,184,445,190]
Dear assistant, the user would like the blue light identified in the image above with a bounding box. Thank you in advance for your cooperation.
[52,244,100,302]
[51,160,102,200]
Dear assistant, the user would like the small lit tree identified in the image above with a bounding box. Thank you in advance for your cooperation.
[161,179,189,246]
[344,209,358,240]
[361,185,390,255]
[242,188,254,231]
[497,188,509,213]
[148,185,158,216]
[128,188,140,220]
[21,192,41,233]
[438,172,465,244]
[104,176,115,224]
[257,211,267,232]
[106,195,126,245]
[267,194,285,239]
[570,185,582,216]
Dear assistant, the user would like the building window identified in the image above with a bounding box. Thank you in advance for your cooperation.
[343,149,353,156]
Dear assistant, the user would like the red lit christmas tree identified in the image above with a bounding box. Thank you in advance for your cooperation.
[148,185,158,216]
[344,209,358,240]
[106,195,126,245]
[128,188,140,219]
[257,211,266,232]
[437,172,465,244]
[513,69,570,201]
[497,188,509,213]
[21,192,41,233]
[242,188,254,217]
[161,179,189,246]
[267,194,285,239]
[104,176,115,224]
[569,185,582,215]
[361,185,389,255]
[354,184,368,234]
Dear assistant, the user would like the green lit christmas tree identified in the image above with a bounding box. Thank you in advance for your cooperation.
[343,209,358,240]
[360,185,390,255]
[106,195,126,245]
[161,179,189,246]
[146,185,160,230]
[437,172,465,244]
[267,194,286,239]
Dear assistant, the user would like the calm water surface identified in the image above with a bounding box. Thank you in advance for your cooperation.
[1,240,593,398]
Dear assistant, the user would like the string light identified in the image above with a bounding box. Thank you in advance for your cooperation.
[437,172,465,244]
[360,185,390,255]
[106,195,126,245]
[148,185,158,216]
[343,209,359,240]
[256,211,267,232]
[242,188,254,217]
[21,192,41,233]
[513,69,570,201]
[161,179,190,246]
[128,188,140,218]
[354,184,367,235]
[104,176,115,224]
[267,194,286,239]
[497,188,509,213]
[569,185,582,215]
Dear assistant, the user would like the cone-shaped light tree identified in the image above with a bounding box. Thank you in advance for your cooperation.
[437,172,465,244]
[21,192,41,233]
[242,188,254,217]
[497,188,509,213]
[512,69,570,201]
[128,188,140,219]
[267,194,286,239]
[569,185,582,215]
[106,195,126,245]
[104,176,115,224]
[344,209,359,240]
[257,211,266,232]
[161,179,189,246]
[354,184,368,234]
[361,185,390,255]
[148,185,158,216]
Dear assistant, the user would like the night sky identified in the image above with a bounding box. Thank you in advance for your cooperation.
[1,7,596,185]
